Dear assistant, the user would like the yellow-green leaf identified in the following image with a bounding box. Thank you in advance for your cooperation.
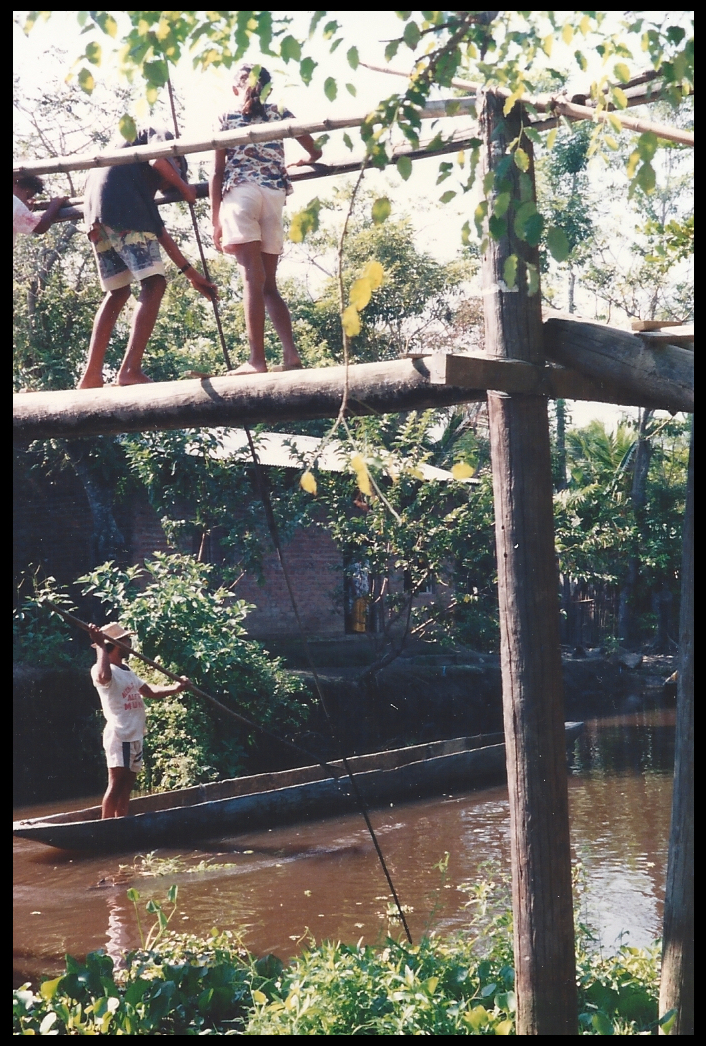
[452,462,474,480]
[561,23,574,45]
[611,86,629,109]
[85,41,102,66]
[40,977,63,1001]
[613,62,631,84]
[300,471,317,495]
[371,197,391,224]
[513,147,529,172]
[503,254,518,289]
[526,261,540,297]
[496,1018,514,1034]
[542,34,553,57]
[579,14,591,35]
[546,226,570,262]
[503,89,523,116]
[78,67,95,94]
[396,155,412,181]
[342,305,361,338]
[626,148,640,179]
[362,260,384,289]
[350,277,373,311]
[119,114,137,142]
[350,454,372,495]
[607,112,623,134]
[604,135,619,150]
[252,989,268,1005]
[546,127,558,150]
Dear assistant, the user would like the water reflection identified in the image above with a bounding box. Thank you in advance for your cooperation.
[14,709,674,987]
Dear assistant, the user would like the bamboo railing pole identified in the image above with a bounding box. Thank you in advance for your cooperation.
[13,98,477,177]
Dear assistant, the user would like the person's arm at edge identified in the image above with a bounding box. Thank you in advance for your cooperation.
[32,197,69,234]
[156,227,218,301]
[139,677,190,700]
[151,157,197,205]
[289,133,324,168]
[210,149,226,253]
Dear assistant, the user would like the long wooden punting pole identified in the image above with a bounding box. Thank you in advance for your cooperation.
[659,420,694,1035]
[480,89,577,1034]
[13,335,694,443]
[13,97,476,178]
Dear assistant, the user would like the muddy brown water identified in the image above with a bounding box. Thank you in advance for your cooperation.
[14,709,674,987]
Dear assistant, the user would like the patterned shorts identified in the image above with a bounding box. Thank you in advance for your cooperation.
[89,223,165,291]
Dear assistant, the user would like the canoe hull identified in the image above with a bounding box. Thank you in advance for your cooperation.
[14,724,583,852]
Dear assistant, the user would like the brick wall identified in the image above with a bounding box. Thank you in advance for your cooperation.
[14,463,345,638]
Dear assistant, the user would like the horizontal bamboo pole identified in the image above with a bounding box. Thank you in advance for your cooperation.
[358,62,692,145]
[34,131,480,223]
[13,97,477,178]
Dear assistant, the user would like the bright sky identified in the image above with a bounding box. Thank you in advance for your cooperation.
[14,11,686,430]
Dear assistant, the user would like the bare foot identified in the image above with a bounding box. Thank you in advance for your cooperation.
[116,370,153,386]
[227,361,268,376]
[77,376,104,390]
[273,358,303,372]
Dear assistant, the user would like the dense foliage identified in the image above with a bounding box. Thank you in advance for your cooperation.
[13,867,669,1035]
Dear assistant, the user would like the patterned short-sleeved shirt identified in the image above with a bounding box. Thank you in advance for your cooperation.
[219,103,295,197]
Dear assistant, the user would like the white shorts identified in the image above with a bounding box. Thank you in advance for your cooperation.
[220,183,286,254]
[104,733,143,773]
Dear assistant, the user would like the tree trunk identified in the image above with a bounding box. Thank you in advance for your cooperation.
[659,420,693,1035]
[555,399,568,490]
[480,89,577,1035]
[62,440,128,564]
[618,409,653,645]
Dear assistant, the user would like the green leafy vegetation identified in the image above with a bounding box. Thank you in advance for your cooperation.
[13,865,665,1035]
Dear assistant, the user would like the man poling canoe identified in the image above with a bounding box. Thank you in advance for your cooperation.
[41,600,346,798]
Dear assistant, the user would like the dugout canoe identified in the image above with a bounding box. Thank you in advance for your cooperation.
[13,723,584,852]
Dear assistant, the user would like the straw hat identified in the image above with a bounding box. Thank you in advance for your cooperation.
[99,622,133,642]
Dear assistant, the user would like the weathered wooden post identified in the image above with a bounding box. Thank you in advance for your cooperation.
[480,89,577,1034]
[659,420,693,1035]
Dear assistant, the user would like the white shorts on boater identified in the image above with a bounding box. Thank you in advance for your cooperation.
[220,183,286,254]
[104,733,143,773]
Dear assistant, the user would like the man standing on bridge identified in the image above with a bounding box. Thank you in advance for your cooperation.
[78,127,217,389]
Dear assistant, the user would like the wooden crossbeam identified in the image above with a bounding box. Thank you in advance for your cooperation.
[542,313,693,413]
[14,314,693,443]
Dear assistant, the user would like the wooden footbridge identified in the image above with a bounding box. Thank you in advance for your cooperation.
[14,80,693,1035]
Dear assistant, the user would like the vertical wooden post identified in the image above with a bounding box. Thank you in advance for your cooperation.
[659,420,693,1035]
[480,89,577,1034]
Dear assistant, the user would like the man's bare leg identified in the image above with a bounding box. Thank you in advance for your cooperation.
[263,253,302,369]
[225,242,268,373]
[78,285,132,389]
[116,273,166,385]
[102,767,137,818]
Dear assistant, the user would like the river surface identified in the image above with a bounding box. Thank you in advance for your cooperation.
[14,708,675,987]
